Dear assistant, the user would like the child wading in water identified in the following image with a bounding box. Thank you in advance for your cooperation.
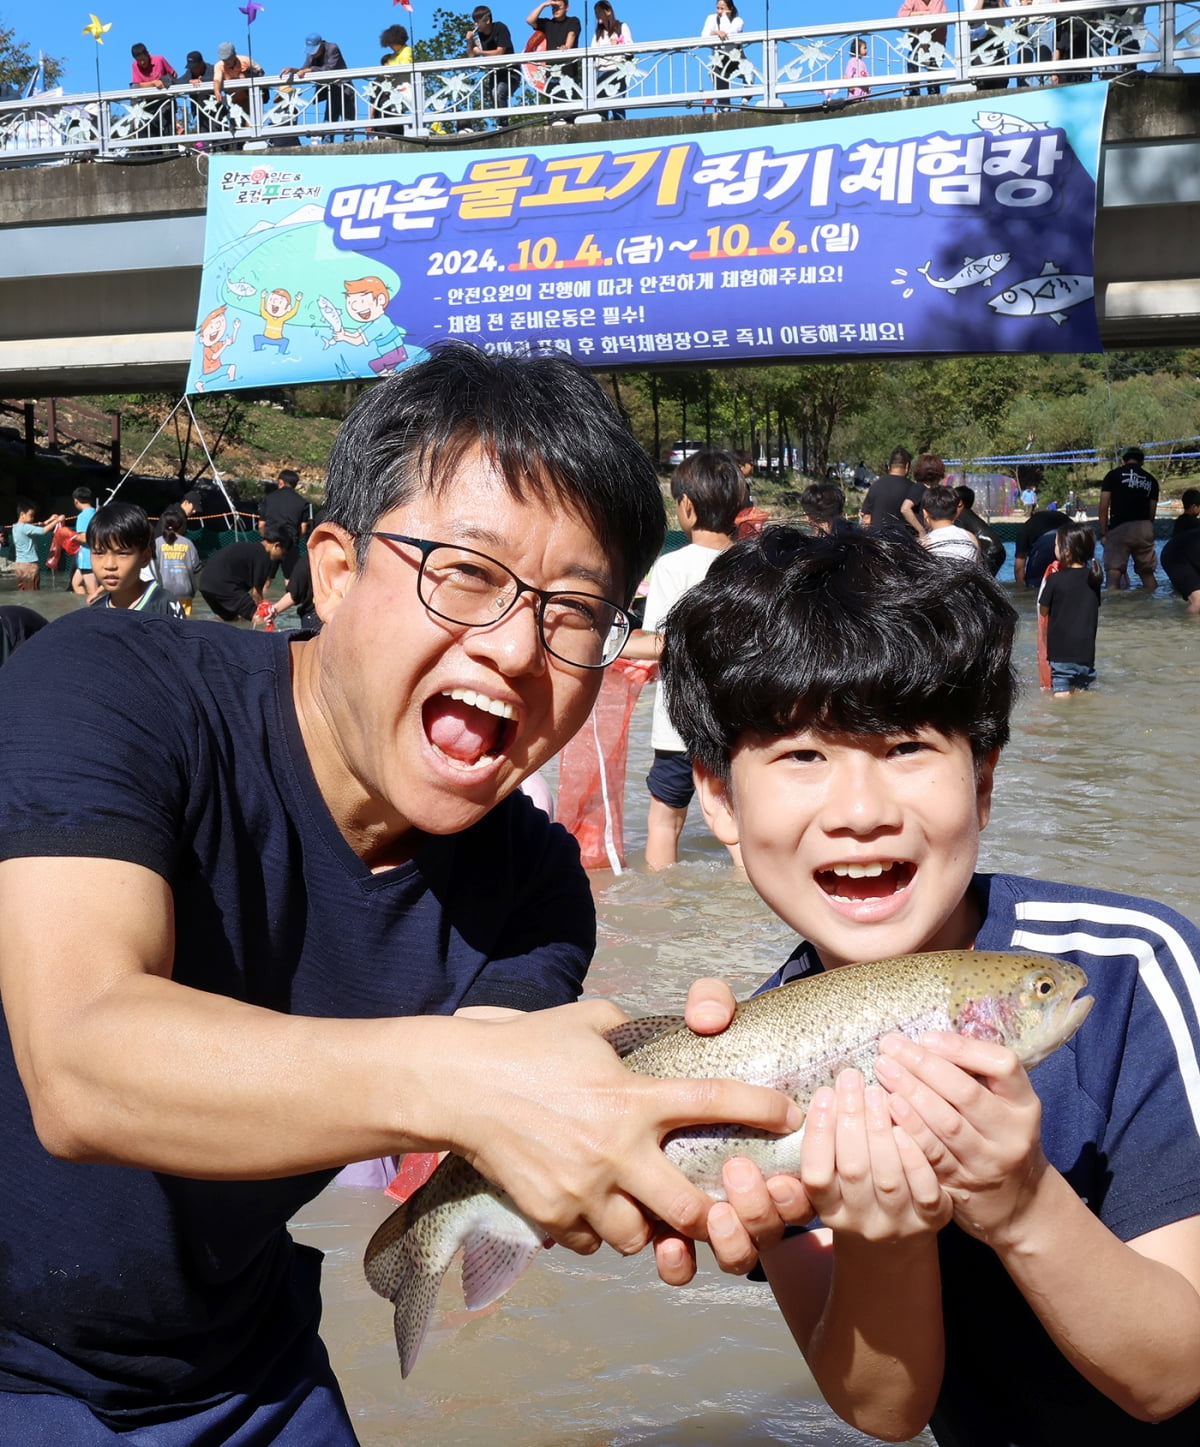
[656,528,1200,1447]
[1038,519,1101,697]
[88,503,184,617]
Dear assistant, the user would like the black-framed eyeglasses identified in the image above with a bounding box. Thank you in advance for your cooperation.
[370,533,632,669]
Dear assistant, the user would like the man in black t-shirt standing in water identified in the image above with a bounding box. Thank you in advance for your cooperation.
[860,446,925,536]
[0,345,799,1445]
[1099,446,1159,592]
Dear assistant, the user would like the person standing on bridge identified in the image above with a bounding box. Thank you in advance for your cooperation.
[213,41,265,143]
[129,42,178,141]
[283,34,357,143]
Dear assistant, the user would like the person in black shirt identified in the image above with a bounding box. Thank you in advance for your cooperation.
[1038,519,1102,695]
[1015,508,1072,588]
[466,6,515,118]
[0,344,795,1443]
[861,446,924,536]
[1162,488,1200,616]
[1099,446,1159,592]
[259,470,310,582]
[527,0,581,116]
[199,524,294,620]
[953,485,1006,576]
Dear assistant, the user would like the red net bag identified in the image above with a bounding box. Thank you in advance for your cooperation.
[556,657,657,872]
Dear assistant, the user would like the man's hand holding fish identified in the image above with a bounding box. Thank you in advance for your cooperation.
[430,998,806,1262]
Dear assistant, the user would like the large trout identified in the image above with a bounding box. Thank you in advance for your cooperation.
[365,950,1092,1376]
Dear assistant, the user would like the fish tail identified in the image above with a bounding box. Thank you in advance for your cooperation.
[917,261,931,278]
[363,1159,543,1377]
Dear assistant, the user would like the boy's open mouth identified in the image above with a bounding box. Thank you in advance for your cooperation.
[816,860,915,902]
[423,688,518,769]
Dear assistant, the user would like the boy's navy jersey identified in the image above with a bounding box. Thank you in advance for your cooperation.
[761,873,1200,1446]
[0,608,594,1422]
[1038,567,1100,667]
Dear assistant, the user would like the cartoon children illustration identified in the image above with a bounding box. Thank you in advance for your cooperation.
[330,276,409,375]
[195,305,240,390]
[253,288,303,354]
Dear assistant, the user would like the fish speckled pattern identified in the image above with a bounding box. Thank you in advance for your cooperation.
[365,950,1092,1376]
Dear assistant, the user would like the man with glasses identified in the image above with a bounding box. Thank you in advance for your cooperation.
[0,343,800,1444]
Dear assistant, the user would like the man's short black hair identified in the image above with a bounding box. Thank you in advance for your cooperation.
[888,446,912,471]
[276,469,301,488]
[472,5,493,20]
[322,342,665,604]
[261,522,296,550]
[800,482,844,523]
[669,448,746,536]
[922,485,960,522]
[1182,488,1200,510]
[87,501,152,554]
[660,528,1017,783]
[1122,447,1145,465]
[955,484,976,510]
[72,487,94,506]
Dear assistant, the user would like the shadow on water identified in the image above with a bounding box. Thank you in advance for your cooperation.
[6,567,1193,1446]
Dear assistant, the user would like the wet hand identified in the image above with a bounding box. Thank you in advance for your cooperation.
[445,1000,802,1261]
[800,1068,951,1242]
[875,1032,1048,1245]
[652,1160,810,1282]
[682,977,738,1034]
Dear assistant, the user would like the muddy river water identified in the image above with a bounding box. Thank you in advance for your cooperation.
[7,565,1199,1445]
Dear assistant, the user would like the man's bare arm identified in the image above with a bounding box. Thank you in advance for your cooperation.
[1,856,801,1258]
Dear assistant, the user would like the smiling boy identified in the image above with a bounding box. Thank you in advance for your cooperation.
[659,526,1200,1446]
[0,345,797,1443]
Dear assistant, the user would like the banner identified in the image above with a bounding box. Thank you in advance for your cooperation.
[186,81,1107,393]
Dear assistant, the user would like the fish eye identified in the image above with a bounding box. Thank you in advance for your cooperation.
[1032,973,1055,997]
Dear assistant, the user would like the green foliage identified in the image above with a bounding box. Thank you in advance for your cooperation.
[414,8,473,64]
[0,18,64,91]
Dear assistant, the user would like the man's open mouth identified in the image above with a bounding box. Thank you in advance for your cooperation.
[422,688,518,769]
[816,860,915,902]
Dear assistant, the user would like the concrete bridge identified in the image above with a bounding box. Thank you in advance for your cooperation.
[2,10,1199,394]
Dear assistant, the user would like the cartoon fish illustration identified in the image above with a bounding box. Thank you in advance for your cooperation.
[317,294,343,349]
[974,110,1047,135]
[225,279,257,299]
[986,261,1094,326]
[917,253,1011,295]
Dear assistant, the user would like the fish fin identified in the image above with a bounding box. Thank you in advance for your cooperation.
[1050,311,1067,326]
[604,1015,687,1057]
[392,1262,442,1379]
[983,279,993,287]
[946,287,958,296]
[461,1221,544,1311]
[1040,260,1061,276]
[364,1197,414,1299]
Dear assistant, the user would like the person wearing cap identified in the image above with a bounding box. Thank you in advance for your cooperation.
[183,50,214,84]
[129,42,177,140]
[283,33,356,142]
[178,50,215,142]
[213,41,265,142]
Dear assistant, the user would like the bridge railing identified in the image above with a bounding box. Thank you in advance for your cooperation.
[1,2,1196,164]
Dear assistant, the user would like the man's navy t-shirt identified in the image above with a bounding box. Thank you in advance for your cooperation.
[0,609,594,1421]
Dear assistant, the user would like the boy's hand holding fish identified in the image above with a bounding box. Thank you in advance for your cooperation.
[876,1029,1051,1244]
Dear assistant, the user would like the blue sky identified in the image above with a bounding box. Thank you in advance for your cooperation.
[15,1,883,96]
